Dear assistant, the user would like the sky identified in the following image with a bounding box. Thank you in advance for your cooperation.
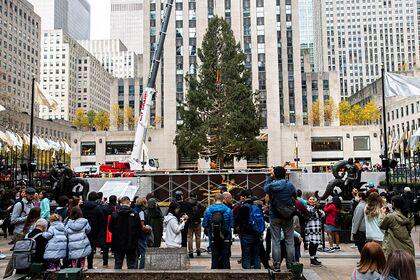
[88,0,111,40]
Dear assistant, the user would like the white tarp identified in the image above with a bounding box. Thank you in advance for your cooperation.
[98,181,139,200]
[410,128,420,149]
[385,73,420,97]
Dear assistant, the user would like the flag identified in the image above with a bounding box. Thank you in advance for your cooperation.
[384,73,420,97]
[35,82,58,110]
[0,105,5,112]
[410,128,420,149]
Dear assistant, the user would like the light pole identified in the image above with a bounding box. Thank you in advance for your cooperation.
[28,75,36,188]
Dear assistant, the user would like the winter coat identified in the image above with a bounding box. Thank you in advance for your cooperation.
[164,213,185,248]
[145,198,163,247]
[65,218,92,260]
[202,202,234,243]
[324,203,339,226]
[27,228,48,264]
[380,210,415,257]
[81,201,105,247]
[43,221,67,260]
[264,177,296,219]
[102,204,119,245]
[351,201,366,236]
[109,206,141,252]
[305,205,323,245]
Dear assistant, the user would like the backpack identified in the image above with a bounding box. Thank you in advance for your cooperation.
[210,211,227,245]
[270,186,296,220]
[246,203,265,234]
[12,201,25,218]
[12,232,43,270]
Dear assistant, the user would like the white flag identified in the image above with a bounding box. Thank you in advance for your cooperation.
[35,82,58,110]
[385,73,420,97]
[0,105,5,112]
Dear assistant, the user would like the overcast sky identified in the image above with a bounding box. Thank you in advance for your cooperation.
[88,0,111,40]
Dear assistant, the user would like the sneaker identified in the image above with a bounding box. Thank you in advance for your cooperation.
[326,248,335,253]
[188,253,194,258]
[333,246,341,251]
[310,258,322,267]
[0,253,6,260]
[196,250,201,257]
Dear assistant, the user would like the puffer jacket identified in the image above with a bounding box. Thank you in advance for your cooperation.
[43,221,67,260]
[380,210,415,257]
[164,213,185,248]
[65,218,92,260]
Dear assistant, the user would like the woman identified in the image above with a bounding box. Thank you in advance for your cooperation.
[377,250,417,280]
[101,195,118,267]
[164,202,188,248]
[324,197,341,251]
[133,197,151,269]
[23,207,41,235]
[305,197,323,267]
[146,198,163,247]
[364,192,385,244]
[39,191,50,220]
[351,242,385,280]
[351,191,367,253]
[380,195,415,258]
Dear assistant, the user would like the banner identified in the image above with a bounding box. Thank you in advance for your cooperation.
[35,82,58,110]
[385,73,420,97]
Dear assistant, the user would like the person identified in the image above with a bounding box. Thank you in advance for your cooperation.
[350,188,360,214]
[109,196,140,269]
[324,196,341,252]
[164,202,188,248]
[55,195,69,221]
[22,207,41,235]
[377,250,417,280]
[380,195,415,258]
[351,191,367,253]
[43,214,67,271]
[133,197,151,269]
[351,242,386,280]
[295,196,309,250]
[66,206,92,271]
[39,191,50,220]
[364,192,385,244]
[401,187,415,213]
[174,191,190,248]
[305,197,323,267]
[33,193,40,208]
[223,192,233,209]
[202,193,234,269]
[81,192,105,269]
[145,198,163,248]
[296,190,307,207]
[186,192,205,258]
[264,166,296,272]
[236,189,262,269]
[101,195,118,267]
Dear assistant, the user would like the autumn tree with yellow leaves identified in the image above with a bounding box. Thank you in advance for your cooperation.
[339,100,381,125]
[111,104,124,129]
[73,108,89,129]
[94,111,110,131]
[324,98,337,125]
[125,107,136,130]
[309,100,321,126]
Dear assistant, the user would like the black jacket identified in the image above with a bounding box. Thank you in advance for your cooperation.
[27,228,48,263]
[185,198,205,226]
[81,201,105,246]
[109,206,141,252]
[236,199,256,236]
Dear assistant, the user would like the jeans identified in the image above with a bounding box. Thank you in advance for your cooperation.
[114,250,138,269]
[240,234,261,269]
[211,242,231,269]
[187,223,201,254]
[271,218,295,268]
[353,231,367,253]
[137,238,147,269]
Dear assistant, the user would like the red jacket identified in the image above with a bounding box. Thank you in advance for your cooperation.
[324,203,339,226]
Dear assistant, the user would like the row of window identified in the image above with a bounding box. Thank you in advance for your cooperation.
[81,141,134,156]
[311,136,371,152]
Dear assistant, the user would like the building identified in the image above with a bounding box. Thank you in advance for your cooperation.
[110,0,143,54]
[299,0,315,70]
[39,30,112,121]
[78,39,142,78]
[317,0,419,98]
[28,0,91,40]
[0,0,41,114]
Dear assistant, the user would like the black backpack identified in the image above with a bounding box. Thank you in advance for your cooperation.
[270,187,296,220]
[210,211,227,245]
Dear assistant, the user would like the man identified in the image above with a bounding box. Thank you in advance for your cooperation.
[236,189,262,269]
[223,192,233,209]
[81,192,105,269]
[202,193,234,269]
[26,219,48,264]
[264,166,296,272]
[109,197,140,269]
[185,192,205,258]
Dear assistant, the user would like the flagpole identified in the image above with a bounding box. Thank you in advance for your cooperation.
[382,67,390,186]
[28,75,36,188]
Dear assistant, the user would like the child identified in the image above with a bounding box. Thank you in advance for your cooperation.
[65,206,91,271]
[43,214,67,271]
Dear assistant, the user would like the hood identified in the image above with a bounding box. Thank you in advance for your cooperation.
[148,198,157,209]
[51,221,65,232]
[117,206,135,216]
[67,218,89,231]
[268,179,292,190]
[82,201,98,210]
[164,213,177,226]
[394,210,412,226]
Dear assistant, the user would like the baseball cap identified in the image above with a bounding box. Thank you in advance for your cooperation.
[26,187,36,195]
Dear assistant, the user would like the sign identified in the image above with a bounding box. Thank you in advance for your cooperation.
[98,181,139,200]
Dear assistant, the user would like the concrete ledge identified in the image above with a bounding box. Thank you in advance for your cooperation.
[145,247,190,270]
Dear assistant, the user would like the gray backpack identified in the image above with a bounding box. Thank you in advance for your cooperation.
[12,232,42,270]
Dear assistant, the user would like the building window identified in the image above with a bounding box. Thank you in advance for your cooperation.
[106,141,134,155]
[311,137,343,152]
[81,142,96,156]
[353,136,370,151]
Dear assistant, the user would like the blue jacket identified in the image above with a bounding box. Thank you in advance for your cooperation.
[65,218,92,260]
[202,203,234,243]
[43,221,67,260]
[264,177,296,219]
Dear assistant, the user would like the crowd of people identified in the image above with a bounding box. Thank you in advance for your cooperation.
[0,166,417,280]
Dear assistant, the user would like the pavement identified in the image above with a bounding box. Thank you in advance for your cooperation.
[0,229,419,279]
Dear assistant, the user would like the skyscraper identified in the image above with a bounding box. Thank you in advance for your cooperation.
[299,0,315,70]
[318,0,419,98]
[29,0,91,40]
[110,0,143,54]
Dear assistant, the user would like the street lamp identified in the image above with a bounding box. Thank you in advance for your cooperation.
[294,134,299,168]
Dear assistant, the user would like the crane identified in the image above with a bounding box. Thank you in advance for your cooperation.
[129,0,174,171]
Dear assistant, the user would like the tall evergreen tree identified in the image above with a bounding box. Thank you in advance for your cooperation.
[175,17,264,168]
